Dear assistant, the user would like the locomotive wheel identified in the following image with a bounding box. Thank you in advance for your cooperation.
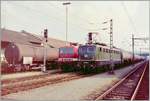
[61,63,74,72]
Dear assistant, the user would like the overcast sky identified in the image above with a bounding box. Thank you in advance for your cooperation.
[1,1,149,53]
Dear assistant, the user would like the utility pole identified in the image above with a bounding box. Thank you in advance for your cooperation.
[63,2,71,45]
[109,19,114,74]
[132,35,149,62]
[102,19,114,74]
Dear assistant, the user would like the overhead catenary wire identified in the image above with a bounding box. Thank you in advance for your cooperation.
[121,1,137,34]
[48,2,111,32]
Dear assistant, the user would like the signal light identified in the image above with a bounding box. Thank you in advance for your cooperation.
[44,29,48,39]
[88,32,92,40]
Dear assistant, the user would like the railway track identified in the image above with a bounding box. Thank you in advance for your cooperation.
[1,71,89,96]
[132,62,149,100]
[2,69,61,84]
[94,60,148,100]
[2,61,147,97]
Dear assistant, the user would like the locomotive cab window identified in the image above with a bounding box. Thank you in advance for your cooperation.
[88,47,95,52]
[59,47,74,54]
[79,45,96,53]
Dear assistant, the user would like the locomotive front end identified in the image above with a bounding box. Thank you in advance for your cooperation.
[78,45,97,68]
[58,46,79,71]
[58,46,78,62]
[78,45,96,61]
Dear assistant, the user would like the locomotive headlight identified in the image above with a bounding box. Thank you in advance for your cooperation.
[84,54,88,58]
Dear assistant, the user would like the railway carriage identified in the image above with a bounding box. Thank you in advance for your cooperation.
[4,42,59,72]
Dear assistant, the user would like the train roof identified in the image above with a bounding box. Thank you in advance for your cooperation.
[80,44,121,51]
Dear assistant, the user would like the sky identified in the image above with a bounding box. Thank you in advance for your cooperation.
[1,1,149,53]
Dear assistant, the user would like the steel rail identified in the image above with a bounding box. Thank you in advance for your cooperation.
[94,61,146,100]
[131,61,148,100]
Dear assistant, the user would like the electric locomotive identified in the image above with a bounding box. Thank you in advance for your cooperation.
[58,45,78,62]
[58,43,79,71]
[78,43,122,68]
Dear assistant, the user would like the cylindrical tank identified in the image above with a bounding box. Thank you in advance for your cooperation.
[122,51,132,60]
[4,43,59,64]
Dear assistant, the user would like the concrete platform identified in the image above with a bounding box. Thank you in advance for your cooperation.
[1,69,59,80]
[2,62,143,101]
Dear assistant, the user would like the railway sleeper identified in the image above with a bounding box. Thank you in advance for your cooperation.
[104,95,127,100]
[110,91,131,95]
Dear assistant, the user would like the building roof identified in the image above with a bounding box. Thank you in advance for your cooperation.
[1,28,70,48]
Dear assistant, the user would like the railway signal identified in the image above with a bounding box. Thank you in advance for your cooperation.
[42,29,48,73]
[44,29,48,42]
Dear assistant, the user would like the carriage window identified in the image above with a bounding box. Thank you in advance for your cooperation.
[106,49,108,53]
[99,47,102,51]
[103,49,105,52]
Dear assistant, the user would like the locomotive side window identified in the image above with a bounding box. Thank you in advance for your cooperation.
[99,47,102,51]
[106,49,109,53]
[103,48,105,52]
[113,51,115,53]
